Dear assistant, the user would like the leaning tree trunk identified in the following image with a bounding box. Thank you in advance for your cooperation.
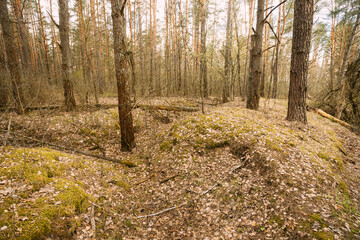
[110,0,136,152]
[246,0,265,110]
[59,0,76,111]
[335,8,360,119]
[286,0,314,124]
[0,0,25,114]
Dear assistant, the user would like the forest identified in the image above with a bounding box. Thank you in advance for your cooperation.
[0,0,360,239]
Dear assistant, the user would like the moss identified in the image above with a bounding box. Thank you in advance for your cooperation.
[0,147,93,240]
[265,139,283,152]
[0,148,69,191]
[337,181,349,196]
[160,140,172,151]
[109,178,131,192]
[313,231,335,240]
[317,152,330,161]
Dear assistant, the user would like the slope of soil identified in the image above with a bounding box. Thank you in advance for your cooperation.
[0,98,359,239]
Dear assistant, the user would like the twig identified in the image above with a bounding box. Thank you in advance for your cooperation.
[159,174,179,184]
[135,173,156,185]
[136,201,188,219]
[90,205,96,235]
[199,183,219,196]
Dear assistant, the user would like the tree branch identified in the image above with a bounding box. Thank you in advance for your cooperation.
[264,0,288,22]
[265,21,280,43]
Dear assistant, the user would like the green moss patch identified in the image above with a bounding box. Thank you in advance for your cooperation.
[0,147,93,240]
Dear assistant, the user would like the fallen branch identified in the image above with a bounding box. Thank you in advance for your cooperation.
[134,105,199,112]
[314,108,359,133]
[0,104,199,113]
[135,173,156,185]
[159,174,179,184]
[2,130,136,167]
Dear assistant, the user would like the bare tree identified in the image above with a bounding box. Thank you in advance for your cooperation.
[59,0,76,111]
[110,0,136,151]
[286,0,314,123]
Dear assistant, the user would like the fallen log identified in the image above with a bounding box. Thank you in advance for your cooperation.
[0,104,199,113]
[2,130,136,167]
[314,108,359,133]
[134,104,199,112]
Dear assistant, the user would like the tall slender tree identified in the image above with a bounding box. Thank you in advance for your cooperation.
[59,0,76,111]
[286,0,314,123]
[246,0,265,110]
[223,0,233,103]
[200,0,208,99]
[110,0,136,151]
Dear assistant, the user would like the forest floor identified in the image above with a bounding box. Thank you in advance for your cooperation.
[0,97,359,240]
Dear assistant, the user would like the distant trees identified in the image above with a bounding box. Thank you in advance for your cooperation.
[0,0,25,114]
[110,0,136,151]
[335,7,360,119]
[59,0,76,111]
[286,0,314,123]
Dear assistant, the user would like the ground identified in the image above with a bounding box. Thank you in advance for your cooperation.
[0,97,359,239]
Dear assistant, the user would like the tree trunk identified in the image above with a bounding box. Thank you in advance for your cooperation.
[110,0,136,151]
[222,0,233,103]
[335,8,360,119]
[59,0,76,111]
[286,0,314,123]
[260,0,269,98]
[183,0,188,96]
[246,0,265,110]
[200,0,207,99]
[37,0,51,84]
[0,0,25,114]
[12,0,31,71]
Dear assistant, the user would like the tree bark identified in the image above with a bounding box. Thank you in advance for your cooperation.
[0,0,25,114]
[200,0,207,99]
[286,0,314,123]
[59,0,76,111]
[110,0,136,151]
[222,0,233,103]
[246,0,265,110]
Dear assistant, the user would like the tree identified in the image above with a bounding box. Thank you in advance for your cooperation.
[246,0,265,110]
[222,0,233,103]
[59,0,76,111]
[286,0,314,123]
[110,0,136,151]
[200,0,208,99]
[335,7,360,119]
[0,0,25,114]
